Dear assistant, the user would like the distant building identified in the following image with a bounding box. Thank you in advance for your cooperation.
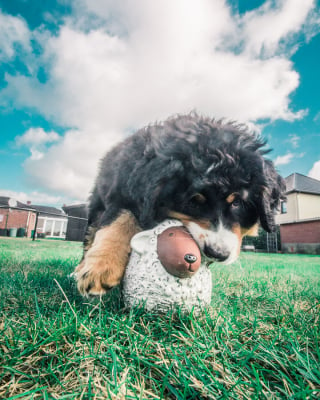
[275,173,320,254]
[0,197,68,239]
[32,204,68,239]
[0,197,36,237]
[62,203,88,242]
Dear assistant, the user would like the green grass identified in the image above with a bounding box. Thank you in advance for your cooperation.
[0,237,319,399]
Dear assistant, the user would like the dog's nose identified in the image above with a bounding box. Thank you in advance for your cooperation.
[203,245,229,262]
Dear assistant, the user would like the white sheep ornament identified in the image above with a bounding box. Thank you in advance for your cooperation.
[122,219,212,313]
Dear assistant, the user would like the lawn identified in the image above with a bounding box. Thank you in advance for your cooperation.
[0,237,319,399]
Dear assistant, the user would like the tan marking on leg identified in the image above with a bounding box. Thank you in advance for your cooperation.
[75,211,141,296]
[74,225,98,274]
[84,225,99,251]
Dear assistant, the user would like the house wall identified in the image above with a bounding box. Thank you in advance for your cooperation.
[275,193,298,224]
[0,208,36,237]
[276,192,320,224]
[65,217,87,241]
[280,220,320,254]
[27,212,36,237]
[63,205,88,241]
[298,193,320,220]
[0,208,68,238]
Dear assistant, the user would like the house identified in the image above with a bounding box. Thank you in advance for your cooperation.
[0,196,68,239]
[62,203,88,241]
[0,197,36,237]
[31,204,68,239]
[275,173,320,254]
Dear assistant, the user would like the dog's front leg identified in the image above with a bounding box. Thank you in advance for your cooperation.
[75,210,140,296]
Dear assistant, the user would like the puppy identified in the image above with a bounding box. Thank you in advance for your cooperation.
[75,113,285,296]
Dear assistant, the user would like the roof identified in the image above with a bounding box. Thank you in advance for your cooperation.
[0,196,31,210]
[285,173,320,195]
[0,196,66,217]
[62,203,88,218]
[31,204,66,217]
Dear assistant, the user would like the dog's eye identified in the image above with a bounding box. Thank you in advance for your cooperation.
[191,193,207,204]
[226,192,242,209]
[231,198,242,209]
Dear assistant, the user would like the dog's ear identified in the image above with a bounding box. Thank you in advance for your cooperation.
[129,159,184,228]
[258,160,286,232]
[140,176,180,227]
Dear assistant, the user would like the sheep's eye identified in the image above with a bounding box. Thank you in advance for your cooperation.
[191,193,207,204]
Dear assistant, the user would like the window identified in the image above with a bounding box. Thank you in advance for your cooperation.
[45,220,53,236]
[53,220,62,236]
[43,218,67,237]
[281,201,287,214]
[37,218,44,229]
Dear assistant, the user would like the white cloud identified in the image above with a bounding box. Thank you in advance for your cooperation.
[15,128,60,146]
[274,151,305,166]
[274,153,295,166]
[0,189,64,207]
[0,10,31,60]
[309,160,320,181]
[240,0,316,57]
[1,0,319,199]
[314,111,320,122]
[22,129,119,199]
[3,1,309,128]
[29,149,44,161]
[286,133,300,148]
[15,127,61,161]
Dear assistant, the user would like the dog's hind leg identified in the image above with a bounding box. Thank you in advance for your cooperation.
[75,210,140,296]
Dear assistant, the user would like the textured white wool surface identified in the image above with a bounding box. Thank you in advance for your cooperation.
[122,219,212,313]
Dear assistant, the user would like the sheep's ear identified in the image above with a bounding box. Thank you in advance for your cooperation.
[258,160,286,232]
[130,229,154,254]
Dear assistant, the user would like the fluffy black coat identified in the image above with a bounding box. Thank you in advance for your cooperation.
[87,113,285,236]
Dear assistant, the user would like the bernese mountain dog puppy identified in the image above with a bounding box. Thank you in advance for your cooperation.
[75,113,285,296]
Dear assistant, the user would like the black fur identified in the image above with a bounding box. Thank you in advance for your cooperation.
[87,113,285,236]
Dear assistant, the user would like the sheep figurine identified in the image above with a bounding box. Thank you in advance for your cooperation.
[122,219,212,313]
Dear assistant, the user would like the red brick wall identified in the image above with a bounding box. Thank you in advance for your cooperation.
[27,213,36,237]
[0,210,8,229]
[0,209,36,237]
[280,220,320,244]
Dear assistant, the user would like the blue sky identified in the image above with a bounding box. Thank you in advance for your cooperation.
[0,0,320,206]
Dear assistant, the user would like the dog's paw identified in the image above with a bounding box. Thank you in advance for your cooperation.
[75,251,126,297]
[74,212,140,297]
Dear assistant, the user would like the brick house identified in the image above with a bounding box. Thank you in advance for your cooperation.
[0,197,36,237]
[0,196,68,239]
[275,173,320,254]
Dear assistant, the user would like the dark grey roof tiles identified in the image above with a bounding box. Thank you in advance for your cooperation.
[0,196,65,216]
[285,173,320,195]
[31,204,66,216]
